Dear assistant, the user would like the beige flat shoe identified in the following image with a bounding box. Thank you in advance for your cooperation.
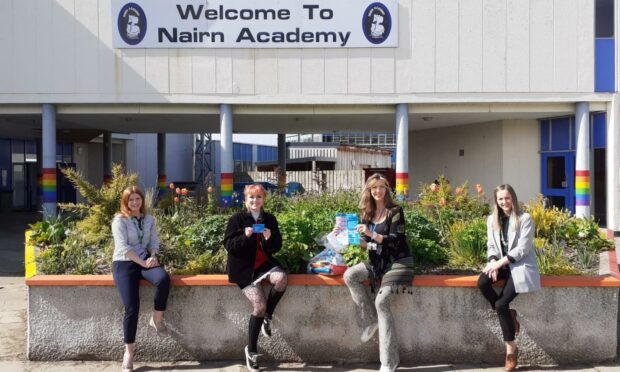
[149,315,169,337]
[122,351,133,372]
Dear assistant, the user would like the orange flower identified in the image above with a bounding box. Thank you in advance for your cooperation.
[476,184,484,194]
[455,187,463,195]
[430,183,439,193]
[439,197,446,207]
[181,188,188,196]
[174,197,180,203]
[207,186,213,193]
[169,183,175,189]
[175,187,181,195]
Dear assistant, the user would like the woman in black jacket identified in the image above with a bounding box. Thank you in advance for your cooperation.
[224,183,287,372]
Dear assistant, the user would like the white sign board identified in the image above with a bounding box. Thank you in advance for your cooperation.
[112,0,398,48]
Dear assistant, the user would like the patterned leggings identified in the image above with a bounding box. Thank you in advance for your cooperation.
[344,263,404,369]
[241,268,288,317]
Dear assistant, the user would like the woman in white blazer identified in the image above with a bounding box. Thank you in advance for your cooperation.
[477,184,540,372]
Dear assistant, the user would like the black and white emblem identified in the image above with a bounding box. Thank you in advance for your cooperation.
[362,2,391,44]
[118,3,147,45]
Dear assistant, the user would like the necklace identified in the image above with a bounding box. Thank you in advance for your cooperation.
[374,207,386,223]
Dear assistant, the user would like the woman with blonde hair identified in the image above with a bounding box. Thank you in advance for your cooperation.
[477,184,540,371]
[111,186,170,372]
[224,184,287,372]
[341,173,414,372]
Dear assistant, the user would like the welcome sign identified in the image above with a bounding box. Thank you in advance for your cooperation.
[112,0,398,48]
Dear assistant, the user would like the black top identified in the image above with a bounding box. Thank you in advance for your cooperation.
[224,210,283,287]
[489,214,516,264]
[363,205,411,278]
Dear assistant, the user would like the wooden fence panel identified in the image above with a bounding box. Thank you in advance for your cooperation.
[243,170,365,193]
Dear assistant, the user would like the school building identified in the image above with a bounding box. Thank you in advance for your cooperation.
[0,0,618,235]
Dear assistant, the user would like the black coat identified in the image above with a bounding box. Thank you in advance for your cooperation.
[224,210,283,287]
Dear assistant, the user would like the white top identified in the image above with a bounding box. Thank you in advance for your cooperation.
[111,214,160,262]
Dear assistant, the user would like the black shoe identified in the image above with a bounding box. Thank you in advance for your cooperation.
[261,316,272,338]
[244,345,260,372]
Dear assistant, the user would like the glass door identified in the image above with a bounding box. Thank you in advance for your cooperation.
[541,152,575,214]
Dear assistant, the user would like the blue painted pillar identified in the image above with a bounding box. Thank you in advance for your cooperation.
[42,104,57,217]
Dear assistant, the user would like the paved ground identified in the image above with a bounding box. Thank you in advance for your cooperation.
[1,211,620,371]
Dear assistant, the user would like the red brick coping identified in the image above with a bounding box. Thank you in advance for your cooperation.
[26,251,620,288]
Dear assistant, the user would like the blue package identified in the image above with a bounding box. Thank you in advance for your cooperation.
[252,224,265,233]
[346,213,360,245]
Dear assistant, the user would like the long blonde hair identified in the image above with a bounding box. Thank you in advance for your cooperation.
[359,173,396,223]
[491,184,521,231]
[119,186,147,218]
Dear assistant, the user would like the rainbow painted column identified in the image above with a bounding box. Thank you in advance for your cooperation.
[395,103,409,201]
[575,102,590,218]
[42,104,57,217]
[220,104,234,207]
[157,134,167,198]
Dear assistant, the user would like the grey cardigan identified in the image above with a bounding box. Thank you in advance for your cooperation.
[111,214,160,262]
[486,212,541,293]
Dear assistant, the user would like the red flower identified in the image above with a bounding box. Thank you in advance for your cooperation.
[455,187,463,195]
[475,184,484,194]
[181,188,188,196]
[430,183,439,193]
[174,197,180,203]
[169,183,175,190]
[207,186,213,193]
[175,187,181,195]
[439,197,446,207]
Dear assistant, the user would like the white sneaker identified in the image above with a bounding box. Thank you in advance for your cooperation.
[379,365,396,372]
[244,345,260,372]
[360,322,378,343]
[149,315,169,337]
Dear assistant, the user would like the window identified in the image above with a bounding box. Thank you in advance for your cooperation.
[596,0,614,38]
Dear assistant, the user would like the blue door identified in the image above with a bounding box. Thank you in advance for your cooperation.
[541,152,575,214]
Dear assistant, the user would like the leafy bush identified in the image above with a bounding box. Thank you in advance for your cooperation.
[446,218,487,269]
[402,208,446,264]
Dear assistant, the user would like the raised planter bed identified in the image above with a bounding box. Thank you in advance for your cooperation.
[26,250,620,365]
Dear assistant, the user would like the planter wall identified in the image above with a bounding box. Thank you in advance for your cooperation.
[27,253,620,365]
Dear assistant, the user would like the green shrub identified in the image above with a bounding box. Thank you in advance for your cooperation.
[403,208,446,264]
[447,218,487,269]
[342,244,368,267]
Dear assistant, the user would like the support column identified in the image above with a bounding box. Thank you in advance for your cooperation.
[575,102,591,218]
[395,103,409,201]
[607,95,620,235]
[277,133,287,193]
[157,133,166,197]
[103,132,112,184]
[42,104,57,217]
[220,104,233,206]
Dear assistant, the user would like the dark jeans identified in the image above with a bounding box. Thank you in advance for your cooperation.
[112,260,171,344]
[477,267,519,342]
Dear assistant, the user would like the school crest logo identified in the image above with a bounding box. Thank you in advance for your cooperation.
[362,2,391,44]
[118,3,147,45]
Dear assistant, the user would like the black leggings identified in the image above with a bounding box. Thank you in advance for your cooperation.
[112,260,171,344]
[477,267,519,342]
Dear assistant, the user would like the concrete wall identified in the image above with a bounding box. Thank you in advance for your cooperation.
[501,120,540,203]
[28,284,617,364]
[409,121,503,196]
[0,0,595,104]
[409,120,540,202]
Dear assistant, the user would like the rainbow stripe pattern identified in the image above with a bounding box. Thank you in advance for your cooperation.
[220,173,233,206]
[42,168,56,204]
[575,170,590,206]
[395,172,409,199]
[157,174,167,197]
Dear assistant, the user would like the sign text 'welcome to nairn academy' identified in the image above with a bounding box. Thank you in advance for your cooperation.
[112,0,398,48]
